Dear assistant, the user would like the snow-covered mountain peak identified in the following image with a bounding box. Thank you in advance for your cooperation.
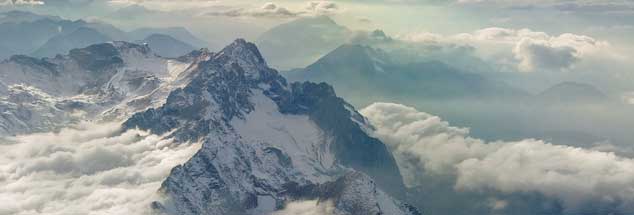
[213,39,268,78]
[121,39,417,214]
[0,41,201,135]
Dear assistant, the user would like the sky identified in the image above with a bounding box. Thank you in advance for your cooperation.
[4,0,632,74]
[4,0,633,43]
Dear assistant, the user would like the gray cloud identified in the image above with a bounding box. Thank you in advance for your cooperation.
[0,122,200,215]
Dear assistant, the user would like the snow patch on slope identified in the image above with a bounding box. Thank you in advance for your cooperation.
[231,90,337,183]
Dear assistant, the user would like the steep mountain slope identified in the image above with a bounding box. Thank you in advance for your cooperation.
[124,39,418,214]
[0,42,208,135]
[138,34,197,58]
[256,16,351,70]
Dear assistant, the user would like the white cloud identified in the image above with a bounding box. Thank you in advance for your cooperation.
[204,1,340,19]
[513,37,578,71]
[361,102,634,211]
[107,0,219,10]
[0,0,44,6]
[305,1,339,15]
[400,27,612,72]
[397,31,444,43]
[0,122,200,215]
[206,2,299,18]
[270,200,335,215]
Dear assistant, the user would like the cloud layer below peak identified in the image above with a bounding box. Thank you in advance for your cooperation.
[361,102,634,212]
[0,122,200,215]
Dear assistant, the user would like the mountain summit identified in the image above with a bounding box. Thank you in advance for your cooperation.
[537,82,608,103]
[124,39,418,214]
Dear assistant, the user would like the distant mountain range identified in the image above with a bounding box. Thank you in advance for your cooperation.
[0,10,207,59]
[537,81,609,103]
[284,41,634,156]
[137,34,197,58]
[256,16,351,70]
[32,27,112,57]
[287,44,529,106]
[128,26,210,49]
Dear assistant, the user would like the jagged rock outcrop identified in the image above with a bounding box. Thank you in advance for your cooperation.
[0,41,209,135]
[125,39,417,215]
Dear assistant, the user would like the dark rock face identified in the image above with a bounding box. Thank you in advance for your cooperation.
[125,40,405,196]
[277,82,407,197]
[124,39,287,142]
[157,150,243,214]
[8,55,58,74]
[69,43,124,72]
[125,39,415,214]
[284,172,422,215]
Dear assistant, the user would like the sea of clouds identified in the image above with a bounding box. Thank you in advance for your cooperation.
[0,122,200,215]
[361,102,634,212]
